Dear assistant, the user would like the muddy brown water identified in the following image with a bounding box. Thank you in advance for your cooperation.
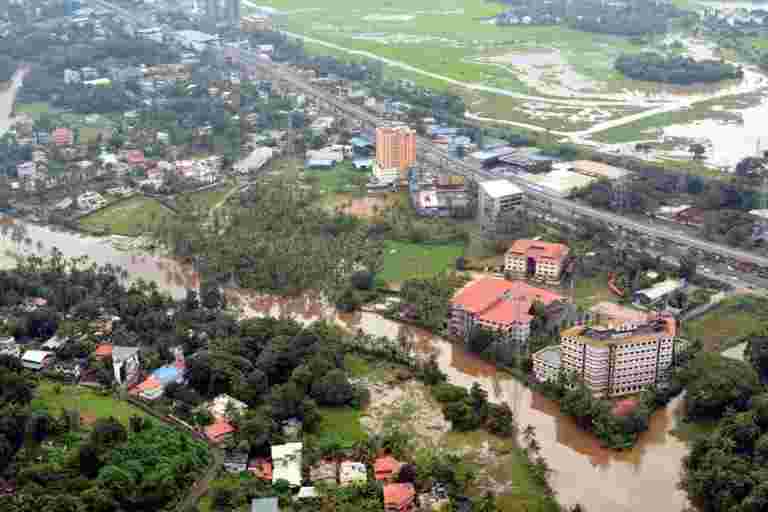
[0,218,690,511]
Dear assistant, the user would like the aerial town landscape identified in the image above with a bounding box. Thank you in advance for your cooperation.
[2,0,768,511]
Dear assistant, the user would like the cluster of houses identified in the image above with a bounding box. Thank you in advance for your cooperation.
[244,450,435,511]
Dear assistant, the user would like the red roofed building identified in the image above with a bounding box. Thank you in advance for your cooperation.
[126,150,146,167]
[248,458,273,481]
[449,277,565,344]
[374,456,401,482]
[205,420,235,443]
[52,127,74,146]
[384,483,415,512]
[505,240,571,283]
[94,344,113,358]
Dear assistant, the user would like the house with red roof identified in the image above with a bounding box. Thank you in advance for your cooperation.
[449,277,565,345]
[505,240,571,283]
[384,483,415,512]
[205,420,235,443]
[126,150,146,167]
[52,127,74,146]
[374,455,401,482]
[248,458,273,481]
[94,344,114,358]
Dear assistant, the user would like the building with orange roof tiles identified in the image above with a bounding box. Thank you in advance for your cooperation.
[374,455,401,482]
[384,482,416,512]
[505,239,571,283]
[449,277,566,347]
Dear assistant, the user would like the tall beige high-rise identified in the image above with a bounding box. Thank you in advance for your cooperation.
[375,126,416,180]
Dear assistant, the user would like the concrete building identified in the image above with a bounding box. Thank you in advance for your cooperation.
[533,312,680,397]
[505,240,571,283]
[477,179,523,229]
[21,350,54,371]
[569,160,631,180]
[633,279,686,306]
[271,443,302,487]
[375,125,416,180]
[449,277,565,346]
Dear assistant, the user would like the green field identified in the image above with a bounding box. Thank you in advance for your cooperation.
[32,380,150,425]
[314,407,368,445]
[572,272,618,308]
[14,102,51,119]
[683,295,768,352]
[181,183,238,211]
[379,239,464,283]
[79,196,175,236]
[304,161,369,202]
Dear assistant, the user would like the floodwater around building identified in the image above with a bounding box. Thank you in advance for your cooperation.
[0,216,692,511]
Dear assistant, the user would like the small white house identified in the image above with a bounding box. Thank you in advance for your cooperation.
[21,350,54,371]
[271,442,303,487]
[209,394,249,420]
[339,461,367,486]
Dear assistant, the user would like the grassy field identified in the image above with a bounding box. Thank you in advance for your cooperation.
[304,161,369,201]
[682,295,768,352]
[78,196,175,236]
[379,239,465,283]
[181,183,238,211]
[314,407,368,445]
[31,380,150,425]
[14,101,51,119]
[572,272,618,308]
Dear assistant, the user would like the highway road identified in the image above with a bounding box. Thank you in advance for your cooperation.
[257,61,768,269]
[84,0,768,271]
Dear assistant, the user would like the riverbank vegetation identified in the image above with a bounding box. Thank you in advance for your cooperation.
[614,53,743,84]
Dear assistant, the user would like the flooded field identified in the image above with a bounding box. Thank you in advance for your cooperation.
[0,216,694,512]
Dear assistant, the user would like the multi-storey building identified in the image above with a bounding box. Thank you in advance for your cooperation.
[375,125,416,180]
[533,311,680,397]
[449,277,565,346]
[477,180,523,230]
[505,239,571,283]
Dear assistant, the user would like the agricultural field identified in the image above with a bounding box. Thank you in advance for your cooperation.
[78,196,175,236]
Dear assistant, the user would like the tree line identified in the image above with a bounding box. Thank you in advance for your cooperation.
[615,53,743,85]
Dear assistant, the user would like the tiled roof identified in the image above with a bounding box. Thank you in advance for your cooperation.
[507,239,570,261]
[205,420,235,441]
[374,456,400,481]
[384,483,415,507]
[94,344,113,357]
[452,278,564,325]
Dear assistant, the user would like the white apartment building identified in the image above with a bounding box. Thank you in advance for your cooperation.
[478,180,523,229]
[533,312,679,397]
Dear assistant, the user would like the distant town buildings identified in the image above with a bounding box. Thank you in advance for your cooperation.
[375,125,416,181]
[505,240,571,283]
[533,309,681,397]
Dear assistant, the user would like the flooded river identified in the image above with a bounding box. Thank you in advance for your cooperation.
[0,217,692,511]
